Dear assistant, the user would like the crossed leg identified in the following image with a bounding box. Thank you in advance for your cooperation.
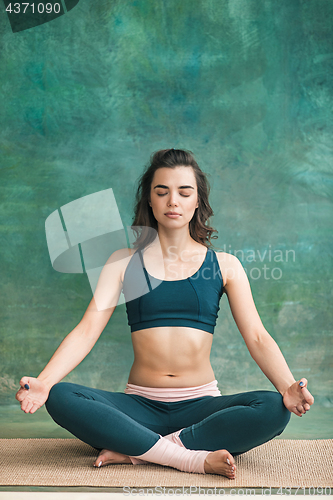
[45,383,290,478]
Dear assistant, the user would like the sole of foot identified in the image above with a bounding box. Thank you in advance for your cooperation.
[204,450,236,479]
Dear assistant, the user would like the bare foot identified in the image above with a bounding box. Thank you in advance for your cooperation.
[93,449,132,467]
[204,450,236,479]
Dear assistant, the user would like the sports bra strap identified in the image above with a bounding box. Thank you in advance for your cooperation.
[137,249,152,292]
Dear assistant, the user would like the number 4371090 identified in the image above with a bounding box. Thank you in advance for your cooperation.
[6,3,61,14]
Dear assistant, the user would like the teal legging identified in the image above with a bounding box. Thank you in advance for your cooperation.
[45,382,290,457]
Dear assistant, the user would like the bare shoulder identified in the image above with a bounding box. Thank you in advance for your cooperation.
[104,247,136,283]
[106,247,136,263]
[215,252,243,287]
[90,248,136,312]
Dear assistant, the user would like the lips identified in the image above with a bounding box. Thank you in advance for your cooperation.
[165,212,181,218]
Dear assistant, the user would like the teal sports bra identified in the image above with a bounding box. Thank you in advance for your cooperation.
[122,247,224,334]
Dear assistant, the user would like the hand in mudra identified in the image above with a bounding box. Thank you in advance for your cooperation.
[15,377,50,414]
[283,378,314,416]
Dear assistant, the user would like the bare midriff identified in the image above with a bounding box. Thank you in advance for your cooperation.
[128,326,215,388]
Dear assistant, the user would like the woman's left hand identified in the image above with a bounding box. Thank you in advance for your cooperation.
[282,378,314,416]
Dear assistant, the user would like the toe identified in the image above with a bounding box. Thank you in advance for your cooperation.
[93,449,132,467]
[204,449,237,478]
[226,453,236,471]
[226,452,235,466]
[225,451,236,478]
[94,450,107,467]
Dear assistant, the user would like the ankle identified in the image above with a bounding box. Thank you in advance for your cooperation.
[164,429,186,448]
[132,435,210,474]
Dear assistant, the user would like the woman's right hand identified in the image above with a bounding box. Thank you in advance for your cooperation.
[15,377,50,414]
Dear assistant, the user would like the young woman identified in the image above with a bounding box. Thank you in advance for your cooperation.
[16,149,314,479]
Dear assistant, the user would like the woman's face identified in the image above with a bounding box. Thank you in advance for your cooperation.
[149,166,199,230]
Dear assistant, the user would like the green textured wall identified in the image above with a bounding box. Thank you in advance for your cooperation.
[0,0,332,435]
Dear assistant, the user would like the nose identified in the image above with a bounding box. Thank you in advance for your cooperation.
[167,191,179,207]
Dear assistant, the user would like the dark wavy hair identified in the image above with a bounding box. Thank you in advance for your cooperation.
[131,149,218,249]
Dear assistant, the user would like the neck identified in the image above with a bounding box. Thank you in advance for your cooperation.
[153,225,199,258]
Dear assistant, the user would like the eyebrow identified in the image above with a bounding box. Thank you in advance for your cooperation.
[153,184,194,190]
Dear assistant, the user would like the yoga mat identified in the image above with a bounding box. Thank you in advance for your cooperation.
[0,439,332,488]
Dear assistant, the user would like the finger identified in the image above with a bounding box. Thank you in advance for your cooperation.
[21,397,32,412]
[303,389,314,406]
[17,377,30,401]
[23,401,33,414]
[21,400,28,412]
[303,403,311,412]
[30,403,41,414]
[17,390,29,404]
[15,388,25,402]
[292,403,304,416]
[289,401,303,416]
[300,386,314,406]
[296,404,306,415]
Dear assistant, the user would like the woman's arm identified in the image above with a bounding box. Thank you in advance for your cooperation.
[218,253,314,416]
[16,248,131,413]
[36,298,117,390]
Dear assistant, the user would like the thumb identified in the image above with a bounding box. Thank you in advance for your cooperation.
[298,378,308,389]
[298,378,314,406]
[19,376,30,390]
[16,377,30,402]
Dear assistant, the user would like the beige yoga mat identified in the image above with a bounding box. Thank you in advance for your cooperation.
[0,439,332,488]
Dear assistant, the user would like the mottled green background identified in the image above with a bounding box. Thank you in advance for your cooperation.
[0,0,332,437]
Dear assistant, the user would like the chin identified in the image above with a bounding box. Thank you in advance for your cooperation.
[160,219,191,230]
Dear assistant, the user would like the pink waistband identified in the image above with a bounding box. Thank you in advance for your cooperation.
[124,379,221,402]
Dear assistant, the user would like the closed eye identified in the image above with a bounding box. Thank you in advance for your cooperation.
[156,193,191,197]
